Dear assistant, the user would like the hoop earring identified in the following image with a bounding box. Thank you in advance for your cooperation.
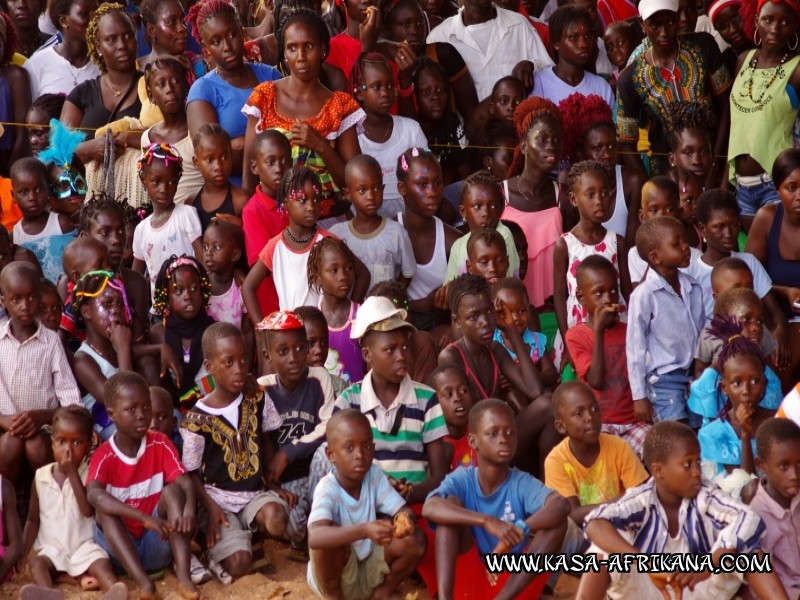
[754,29,762,46]
[791,33,799,51]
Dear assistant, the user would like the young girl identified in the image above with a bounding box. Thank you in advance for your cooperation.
[0,475,21,583]
[26,94,67,156]
[553,160,631,367]
[150,254,215,411]
[142,57,204,206]
[72,270,133,441]
[203,217,248,330]
[188,124,250,230]
[688,316,779,487]
[667,101,715,188]
[37,119,87,227]
[396,148,461,336]
[667,166,704,249]
[20,406,127,600]
[602,20,637,92]
[39,279,64,333]
[350,52,428,217]
[307,236,366,385]
[491,277,558,388]
[132,143,203,303]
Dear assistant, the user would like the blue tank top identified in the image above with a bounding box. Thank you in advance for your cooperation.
[766,203,800,318]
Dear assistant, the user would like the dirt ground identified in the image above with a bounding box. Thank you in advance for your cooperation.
[0,540,581,599]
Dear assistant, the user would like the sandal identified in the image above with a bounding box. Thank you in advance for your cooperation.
[189,554,212,585]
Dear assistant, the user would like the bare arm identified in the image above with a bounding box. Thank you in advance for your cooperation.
[584,518,639,554]
[242,117,259,195]
[8,66,32,165]
[1,480,22,579]
[351,255,371,303]
[242,260,271,326]
[407,439,447,504]
[619,142,645,173]
[553,237,569,345]
[308,517,394,550]
[617,235,631,304]
[131,258,147,276]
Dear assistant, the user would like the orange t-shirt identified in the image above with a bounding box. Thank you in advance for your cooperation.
[0,178,23,232]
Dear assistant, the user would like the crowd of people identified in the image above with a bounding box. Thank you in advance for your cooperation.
[2,0,800,597]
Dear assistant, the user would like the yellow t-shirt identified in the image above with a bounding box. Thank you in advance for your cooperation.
[544,433,648,506]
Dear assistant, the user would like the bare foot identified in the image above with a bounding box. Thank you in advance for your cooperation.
[20,584,64,600]
[99,582,129,600]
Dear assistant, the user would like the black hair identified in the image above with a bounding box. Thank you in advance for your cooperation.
[152,254,211,316]
[695,189,739,224]
[549,5,593,48]
[28,93,67,122]
[466,227,506,261]
[427,364,468,388]
[205,217,245,257]
[345,154,382,186]
[79,191,128,233]
[411,58,462,165]
[49,0,78,32]
[201,321,244,360]
[40,277,62,304]
[668,101,715,150]
[635,215,683,264]
[644,175,679,199]
[713,287,761,318]
[666,166,700,193]
[52,405,94,441]
[367,280,410,310]
[10,157,49,186]
[565,159,608,194]
[395,146,439,183]
[144,56,188,102]
[253,128,292,160]
[276,165,322,207]
[707,313,765,373]
[491,76,525,99]
[71,270,125,325]
[490,276,529,303]
[307,236,356,293]
[140,0,182,27]
[575,253,617,284]
[0,261,40,294]
[710,256,752,284]
[326,407,372,439]
[468,397,514,433]
[273,0,324,33]
[773,147,800,188]
[642,420,698,470]
[276,7,330,66]
[458,170,502,207]
[447,273,490,316]
[551,379,594,419]
[755,418,800,461]
[348,51,393,98]
[470,119,518,173]
[294,305,327,326]
[104,371,150,409]
[191,122,231,153]
[377,0,421,27]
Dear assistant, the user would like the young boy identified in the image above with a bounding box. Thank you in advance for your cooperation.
[711,256,755,298]
[330,155,416,288]
[627,216,705,424]
[86,372,199,599]
[294,305,349,396]
[444,171,519,283]
[488,77,526,125]
[544,381,647,525]
[149,385,180,449]
[565,255,650,456]
[180,322,286,580]
[257,311,335,547]
[307,409,425,600]
[577,421,790,600]
[422,399,570,600]
[465,227,510,287]
[0,261,80,484]
[429,365,477,471]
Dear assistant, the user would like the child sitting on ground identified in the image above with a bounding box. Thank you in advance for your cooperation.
[181,323,287,581]
[307,409,425,600]
[744,418,800,599]
[627,216,705,425]
[544,381,648,526]
[422,399,571,600]
[87,372,199,600]
[429,366,478,471]
[577,421,789,600]
[0,262,80,485]
[565,256,650,457]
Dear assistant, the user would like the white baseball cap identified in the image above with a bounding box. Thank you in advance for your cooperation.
[639,0,679,21]
[350,296,416,341]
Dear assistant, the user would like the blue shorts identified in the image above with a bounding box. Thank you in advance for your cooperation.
[646,369,691,423]
[94,509,172,573]
[736,175,779,217]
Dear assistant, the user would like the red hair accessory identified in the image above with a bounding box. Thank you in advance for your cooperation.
[757,0,799,14]
[708,0,742,26]
[256,311,305,331]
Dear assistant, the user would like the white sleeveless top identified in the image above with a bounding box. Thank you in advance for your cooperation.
[397,212,447,300]
[602,165,628,239]
[12,212,63,244]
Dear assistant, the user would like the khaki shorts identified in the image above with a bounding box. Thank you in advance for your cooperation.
[307,544,390,600]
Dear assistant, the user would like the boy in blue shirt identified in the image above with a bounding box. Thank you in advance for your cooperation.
[422,399,570,600]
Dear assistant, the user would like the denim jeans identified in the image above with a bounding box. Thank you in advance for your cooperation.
[94,508,172,573]
[646,368,691,423]
[736,176,779,217]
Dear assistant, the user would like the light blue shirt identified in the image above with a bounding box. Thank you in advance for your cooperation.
[626,269,705,399]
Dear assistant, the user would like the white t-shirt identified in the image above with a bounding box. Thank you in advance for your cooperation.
[531,66,615,110]
[628,246,701,285]
[132,203,202,298]
[356,116,428,218]
[24,45,100,101]
[259,231,332,311]
[685,251,773,321]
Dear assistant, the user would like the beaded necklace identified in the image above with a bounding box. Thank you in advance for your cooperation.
[743,51,789,107]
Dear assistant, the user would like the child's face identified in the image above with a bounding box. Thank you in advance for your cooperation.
[357,63,396,116]
[108,384,152,441]
[304,320,330,367]
[469,407,517,465]
[206,334,250,395]
[344,0,373,23]
[82,284,129,336]
[316,247,355,300]
[494,287,530,335]
[569,170,611,225]
[459,183,502,230]
[714,5,746,48]
[670,129,712,182]
[385,2,426,48]
[639,188,679,222]
[168,266,204,320]
[435,368,474,430]
[85,209,126,270]
[553,388,601,445]
[582,126,618,174]
[522,118,562,173]
[653,436,703,499]
[203,225,240,276]
[72,245,110,282]
[454,292,496,346]
[149,389,175,436]
[326,416,375,484]
[554,20,595,68]
[484,140,515,181]
[576,266,620,323]
[362,329,409,384]
[39,288,63,332]
[1,275,40,328]
[346,162,385,218]
[12,169,49,220]
[415,68,447,121]
[466,238,508,286]
[729,299,764,345]
[489,81,524,124]
[193,134,233,188]
[711,268,753,297]
[676,177,701,224]
[603,27,634,70]
[267,328,309,388]
[149,1,188,55]
[510,229,529,281]
[720,354,765,410]
[252,138,292,197]
[147,65,188,116]
[757,438,800,503]
[26,107,51,156]
[699,207,740,254]
[652,222,691,269]
[284,181,321,230]
[51,417,91,468]
[399,157,443,218]
[140,159,181,208]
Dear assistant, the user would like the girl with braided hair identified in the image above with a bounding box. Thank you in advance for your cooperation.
[72,269,134,440]
[667,101,715,186]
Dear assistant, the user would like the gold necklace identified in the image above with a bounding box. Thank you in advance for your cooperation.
[104,75,122,97]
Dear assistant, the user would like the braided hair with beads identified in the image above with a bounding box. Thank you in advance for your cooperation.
[137,143,184,180]
[72,270,133,325]
[152,255,211,317]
